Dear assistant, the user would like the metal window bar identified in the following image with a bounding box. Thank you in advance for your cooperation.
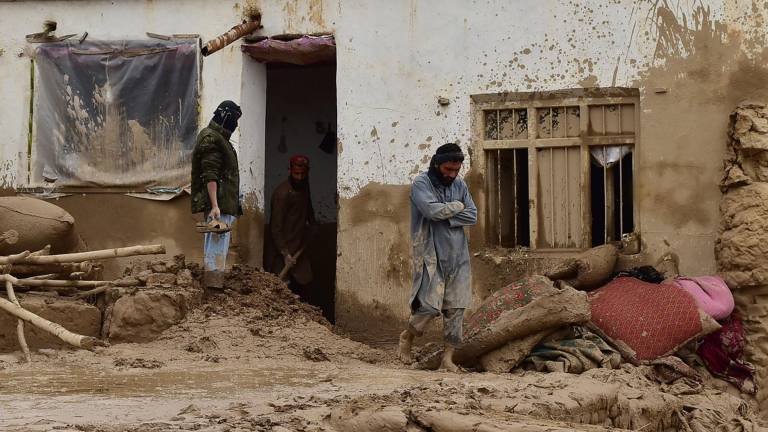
[603,145,608,244]
[565,147,570,243]
[619,144,624,236]
[513,149,519,245]
[497,149,502,245]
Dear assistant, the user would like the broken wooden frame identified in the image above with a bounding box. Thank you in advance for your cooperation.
[0,244,166,358]
[472,88,641,250]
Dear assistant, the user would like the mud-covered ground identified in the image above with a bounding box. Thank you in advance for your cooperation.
[0,267,764,431]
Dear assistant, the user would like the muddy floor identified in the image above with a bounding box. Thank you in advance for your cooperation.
[0,267,764,432]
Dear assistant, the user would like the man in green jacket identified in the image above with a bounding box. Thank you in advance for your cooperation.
[191,100,242,289]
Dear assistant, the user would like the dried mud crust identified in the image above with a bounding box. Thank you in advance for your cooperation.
[216,264,329,327]
[111,263,390,367]
[54,366,763,432]
[3,263,764,431]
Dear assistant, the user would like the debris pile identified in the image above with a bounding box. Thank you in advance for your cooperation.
[104,254,203,343]
[0,242,167,360]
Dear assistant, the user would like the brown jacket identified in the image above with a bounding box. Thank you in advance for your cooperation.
[269,179,315,284]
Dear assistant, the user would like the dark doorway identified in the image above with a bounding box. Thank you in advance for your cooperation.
[263,63,337,322]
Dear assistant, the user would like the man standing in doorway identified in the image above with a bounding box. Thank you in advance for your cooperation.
[398,143,477,372]
[191,100,243,290]
[269,155,315,299]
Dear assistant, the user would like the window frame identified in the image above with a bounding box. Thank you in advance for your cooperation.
[471,88,641,252]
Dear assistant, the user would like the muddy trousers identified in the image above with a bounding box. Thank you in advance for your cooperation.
[408,304,465,347]
[203,213,236,288]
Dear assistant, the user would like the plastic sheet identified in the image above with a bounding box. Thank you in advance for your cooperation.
[590,145,632,168]
[32,39,200,190]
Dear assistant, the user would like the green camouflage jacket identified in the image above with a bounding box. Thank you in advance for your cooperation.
[191,121,241,216]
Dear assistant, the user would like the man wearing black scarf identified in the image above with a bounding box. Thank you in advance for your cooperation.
[191,100,243,290]
[398,143,478,372]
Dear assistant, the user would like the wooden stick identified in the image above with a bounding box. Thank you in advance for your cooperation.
[9,262,92,277]
[279,247,305,281]
[0,295,102,349]
[2,251,31,264]
[15,278,139,288]
[22,273,61,280]
[13,285,79,296]
[5,280,31,363]
[0,244,165,265]
[29,245,51,257]
[74,285,112,299]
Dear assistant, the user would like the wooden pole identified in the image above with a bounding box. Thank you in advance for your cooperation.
[5,280,31,363]
[74,285,112,299]
[0,295,102,349]
[8,262,93,277]
[279,247,305,281]
[0,244,165,265]
[2,250,31,264]
[14,278,139,288]
[29,245,51,257]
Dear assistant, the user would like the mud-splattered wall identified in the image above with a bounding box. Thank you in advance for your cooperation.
[330,0,768,337]
[3,1,768,341]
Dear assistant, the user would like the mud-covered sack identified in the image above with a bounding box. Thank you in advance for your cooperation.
[464,275,557,340]
[0,197,78,255]
[546,244,618,290]
[419,276,591,370]
[588,277,721,364]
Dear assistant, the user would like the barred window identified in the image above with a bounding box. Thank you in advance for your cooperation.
[474,89,639,250]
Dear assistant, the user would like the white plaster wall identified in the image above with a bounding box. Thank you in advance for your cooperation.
[332,0,705,196]
[239,57,268,209]
[0,0,247,190]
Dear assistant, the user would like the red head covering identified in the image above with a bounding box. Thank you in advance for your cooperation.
[289,154,310,168]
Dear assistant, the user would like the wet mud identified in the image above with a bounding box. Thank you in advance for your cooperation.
[0,264,761,432]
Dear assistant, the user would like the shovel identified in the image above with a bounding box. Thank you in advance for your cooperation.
[278,247,305,281]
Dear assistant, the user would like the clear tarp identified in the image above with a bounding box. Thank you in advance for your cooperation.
[590,145,633,168]
[32,39,200,190]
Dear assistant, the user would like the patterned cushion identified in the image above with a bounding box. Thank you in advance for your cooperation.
[589,277,720,363]
[464,275,556,340]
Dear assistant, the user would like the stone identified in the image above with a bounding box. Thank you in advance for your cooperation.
[176,269,194,287]
[146,272,177,286]
[0,295,101,352]
[150,262,169,273]
[135,270,153,284]
[106,288,202,343]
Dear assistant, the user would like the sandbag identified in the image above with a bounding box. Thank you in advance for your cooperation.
[546,244,618,290]
[419,277,591,369]
[0,197,78,255]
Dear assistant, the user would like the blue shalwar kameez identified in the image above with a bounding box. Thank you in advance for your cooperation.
[408,172,477,346]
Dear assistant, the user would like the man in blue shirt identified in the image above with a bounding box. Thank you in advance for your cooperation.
[398,143,477,371]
